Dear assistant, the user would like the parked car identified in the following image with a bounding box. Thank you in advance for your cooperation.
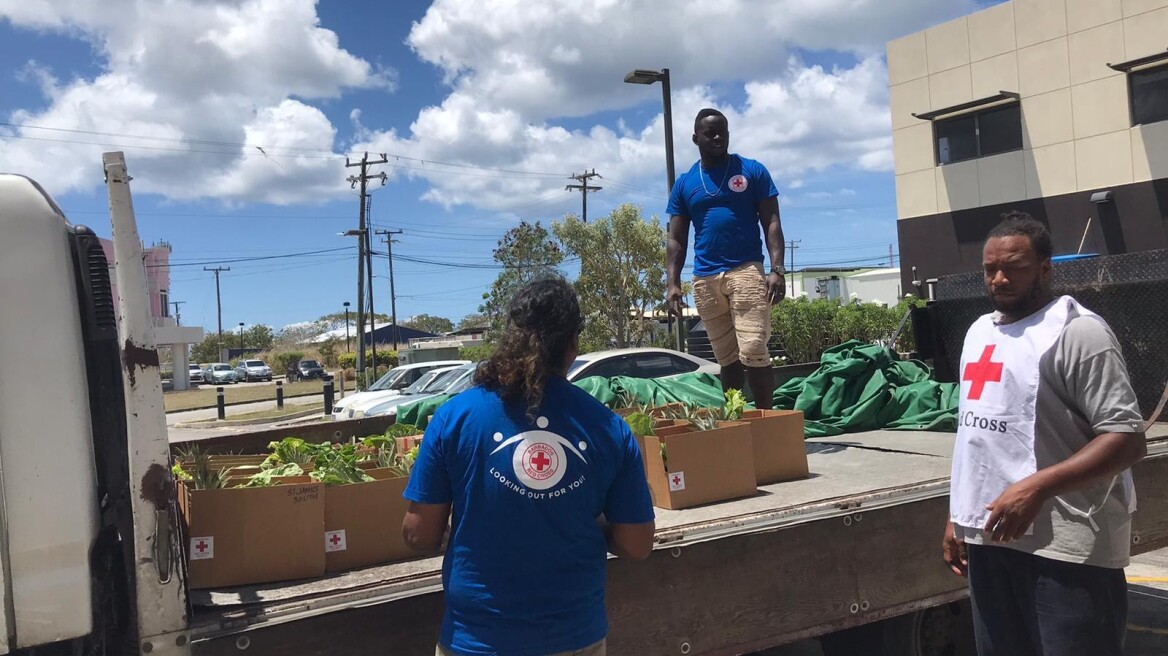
[234,359,273,382]
[331,360,469,419]
[335,365,461,419]
[202,363,238,384]
[290,359,325,382]
[566,347,719,380]
[361,363,479,419]
[188,363,203,383]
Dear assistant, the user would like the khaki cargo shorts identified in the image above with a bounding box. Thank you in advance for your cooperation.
[438,639,605,656]
[692,262,772,369]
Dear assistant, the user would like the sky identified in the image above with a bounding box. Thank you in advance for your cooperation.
[0,0,1004,334]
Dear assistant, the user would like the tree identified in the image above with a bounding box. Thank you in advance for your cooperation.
[479,221,565,334]
[553,205,667,351]
[316,311,389,332]
[457,312,489,331]
[241,324,275,351]
[190,331,223,364]
[404,314,454,335]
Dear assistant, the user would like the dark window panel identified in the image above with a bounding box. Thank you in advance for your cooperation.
[1131,66,1168,126]
[935,113,978,164]
[978,104,1023,157]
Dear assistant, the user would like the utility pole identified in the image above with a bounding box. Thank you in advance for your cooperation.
[204,266,230,356]
[346,152,388,385]
[170,300,185,326]
[376,229,404,349]
[786,240,800,297]
[566,169,602,222]
[365,195,377,376]
[889,243,895,268]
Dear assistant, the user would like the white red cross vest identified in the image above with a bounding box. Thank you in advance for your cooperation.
[949,296,1136,534]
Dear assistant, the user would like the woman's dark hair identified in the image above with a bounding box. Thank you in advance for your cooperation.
[475,277,583,419]
[986,210,1052,261]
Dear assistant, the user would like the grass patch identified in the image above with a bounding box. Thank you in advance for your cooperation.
[226,404,324,422]
[164,380,331,413]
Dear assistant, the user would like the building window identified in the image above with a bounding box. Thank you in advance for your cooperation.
[934,104,1022,165]
[160,289,169,317]
[1130,65,1168,126]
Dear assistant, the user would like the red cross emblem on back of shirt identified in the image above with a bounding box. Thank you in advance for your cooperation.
[963,345,1004,400]
[531,450,551,472]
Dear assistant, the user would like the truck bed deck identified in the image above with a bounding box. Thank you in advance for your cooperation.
[190,425,1168,654]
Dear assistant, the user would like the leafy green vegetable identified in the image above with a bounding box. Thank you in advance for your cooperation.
[244,463,305,487]
[264,437,322,468]
[383,423,421,439]
[723,389,746,421]
[623,412,655,439]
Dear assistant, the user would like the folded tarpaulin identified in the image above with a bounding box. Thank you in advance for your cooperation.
[773,340,959,437]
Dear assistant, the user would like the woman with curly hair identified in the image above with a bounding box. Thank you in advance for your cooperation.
[403,277,655,656]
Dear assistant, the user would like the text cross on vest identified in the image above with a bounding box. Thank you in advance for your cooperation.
[963,344,1004,401]
[531,450,551,472]
[195,540,208,553]
[330,534,342,546]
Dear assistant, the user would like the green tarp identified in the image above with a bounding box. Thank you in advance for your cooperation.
[394,341,959,437]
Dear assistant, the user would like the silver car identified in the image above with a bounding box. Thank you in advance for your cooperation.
[234,359,273,382]
[362,364,478,418]
[203,363,238,384]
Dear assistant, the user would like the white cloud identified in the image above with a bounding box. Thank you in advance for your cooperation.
[0,0,980,209]
[0,0,393,203]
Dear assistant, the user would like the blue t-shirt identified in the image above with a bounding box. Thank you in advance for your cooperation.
[666,154,779,278]
[403,377,655,656]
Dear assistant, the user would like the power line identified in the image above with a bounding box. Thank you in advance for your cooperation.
[148,247,350,268]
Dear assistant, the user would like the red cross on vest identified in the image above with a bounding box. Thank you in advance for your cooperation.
[963,344,1004,400]
[531,450,551,472]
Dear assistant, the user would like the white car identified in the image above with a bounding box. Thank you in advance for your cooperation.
[362,363,479,419]
[331,359,469,420]
[566,347,719,380]
[188,363,203,383]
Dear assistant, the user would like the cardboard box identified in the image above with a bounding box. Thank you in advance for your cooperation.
[324,469,415,572]
[180,480,326,589]
[643,421,757,510]
[740,409,809,485]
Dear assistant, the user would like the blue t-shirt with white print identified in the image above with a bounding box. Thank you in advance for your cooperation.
[667,154,780,278]
[403,376,655,656]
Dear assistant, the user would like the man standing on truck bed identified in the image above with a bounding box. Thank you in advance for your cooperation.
[403,278,656,656]
[942,213,1147,656]
[667,108,786,409]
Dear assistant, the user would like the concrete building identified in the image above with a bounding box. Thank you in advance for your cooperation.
[786,267,903,305]
[889,0,1168,294]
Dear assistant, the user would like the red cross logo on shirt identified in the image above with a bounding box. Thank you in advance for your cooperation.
[530,450,551,472]
[729,174,747,192]
[963,345,1004,400]
[194,540,209,553]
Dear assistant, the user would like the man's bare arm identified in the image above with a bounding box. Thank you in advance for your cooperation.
[666,215,691,316]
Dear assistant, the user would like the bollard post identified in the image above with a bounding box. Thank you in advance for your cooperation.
[323,375,335,415]
[276,380,284,410]
[216,386,226,420]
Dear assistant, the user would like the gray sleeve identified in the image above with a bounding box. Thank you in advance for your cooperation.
[1056,317,1144,434]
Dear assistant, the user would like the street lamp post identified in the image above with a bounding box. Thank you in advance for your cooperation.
[238,322,245,352]
[343,301,351,352]
[624,67,682,351]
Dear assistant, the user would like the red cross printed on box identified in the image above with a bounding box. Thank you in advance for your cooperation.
[195,540,209,553]
[963,344,1004,401]
[330,534,342,546]
[672,474,682,486]
[531,450,552,472]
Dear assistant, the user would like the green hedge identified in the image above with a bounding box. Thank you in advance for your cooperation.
[771,297,924,364]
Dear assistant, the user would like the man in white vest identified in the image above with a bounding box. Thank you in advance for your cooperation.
[942,212,1147,655]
